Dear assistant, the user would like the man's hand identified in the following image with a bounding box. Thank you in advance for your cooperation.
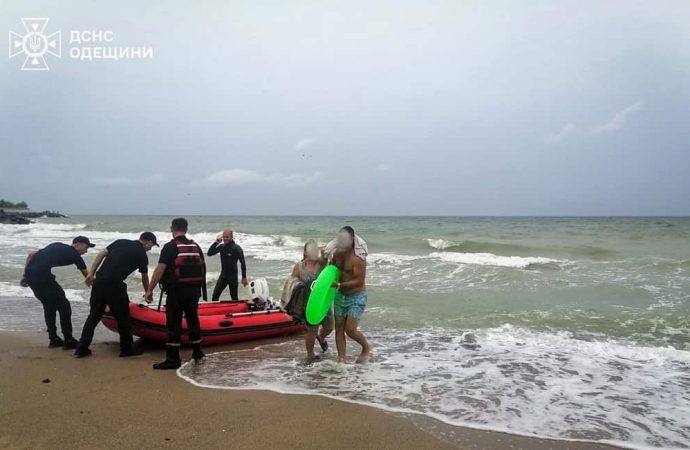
[84,274,94,287]
[216,235,223,244]
[20,277,28,288]
[241,278,248,287]
[144,290,154,304]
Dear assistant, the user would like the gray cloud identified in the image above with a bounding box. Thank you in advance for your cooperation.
[590,102,644,135]
[193,169,325,189]
[544,123,576,146]
[2,1,689,215]
[295,137,318,151]
[90,174,164,187]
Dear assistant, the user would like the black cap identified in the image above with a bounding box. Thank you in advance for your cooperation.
[140,231,159,247]
[73,236,95,247]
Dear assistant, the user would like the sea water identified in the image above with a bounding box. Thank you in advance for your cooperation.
[1,216,688,448]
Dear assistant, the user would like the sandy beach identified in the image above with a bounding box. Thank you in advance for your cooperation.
[0,330,623,450]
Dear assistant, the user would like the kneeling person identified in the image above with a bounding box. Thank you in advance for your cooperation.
[74,232,158,358]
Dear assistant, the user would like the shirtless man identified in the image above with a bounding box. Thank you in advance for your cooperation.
[331,226,372,363]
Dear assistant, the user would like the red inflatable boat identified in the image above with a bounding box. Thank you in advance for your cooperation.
[101,301,305,346]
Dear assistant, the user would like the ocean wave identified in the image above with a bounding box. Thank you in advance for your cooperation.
[427,239,538,256]
[369,253,426,265]
[178,324,690,450]
[426,238,617,260]
[426,238,458,250]
[0,223,88,233]
[429,251,561,269]
[0,281,89,302]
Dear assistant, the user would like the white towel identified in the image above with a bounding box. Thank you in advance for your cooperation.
[324,234,368,261]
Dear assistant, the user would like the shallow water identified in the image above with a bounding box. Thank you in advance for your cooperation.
[2,216,689,449]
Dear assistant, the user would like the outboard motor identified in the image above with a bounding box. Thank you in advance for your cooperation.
[249,278,270,310]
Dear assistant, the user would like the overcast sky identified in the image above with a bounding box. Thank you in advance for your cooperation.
[1,0,689,215]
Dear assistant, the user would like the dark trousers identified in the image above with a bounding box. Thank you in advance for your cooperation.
[28,278,73,340]
[211,274,239,301]
[78,281,133,351]
[165,285,202,344]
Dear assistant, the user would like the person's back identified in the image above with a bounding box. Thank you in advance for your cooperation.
[26,242,85,283]
[146,218,207,370]
[95,239,149,285]
[162,235,205,290]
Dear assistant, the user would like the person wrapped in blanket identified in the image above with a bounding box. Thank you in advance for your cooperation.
[281,240,333,359]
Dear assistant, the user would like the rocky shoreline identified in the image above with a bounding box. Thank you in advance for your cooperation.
[0,209,68,224]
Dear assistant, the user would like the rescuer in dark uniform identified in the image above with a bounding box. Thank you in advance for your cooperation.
[146,218,207,370]
[74,232,159,358]
[21,236,95,349]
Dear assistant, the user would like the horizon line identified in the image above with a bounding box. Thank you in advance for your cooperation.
[58,213,690,218]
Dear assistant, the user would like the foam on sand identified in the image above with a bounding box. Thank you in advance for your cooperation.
[178,325,690,450]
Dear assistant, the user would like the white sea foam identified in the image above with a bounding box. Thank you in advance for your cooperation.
[0,223,87,233]
[179,325,690,450]
[369,252,426,265]
[200,232,305,263]
[426,238,458,250]
[1,226,139,250]
[0,281,89,302]
[429,251,560,269]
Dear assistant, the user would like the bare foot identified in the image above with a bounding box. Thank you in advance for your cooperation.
[355,346,373,364]
[338,357,347,364]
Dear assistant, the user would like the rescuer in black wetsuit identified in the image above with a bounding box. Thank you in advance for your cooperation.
[207,229,248,301]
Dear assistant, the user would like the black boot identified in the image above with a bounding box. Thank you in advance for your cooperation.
[192,342,205,363]
[120,345,144,358]
[74,347,92,358]
[153,345,181,370]
[62,337,79,350]
[120,337,143,357]
[48,336,64,348]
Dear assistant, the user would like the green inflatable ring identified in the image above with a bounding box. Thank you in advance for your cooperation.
[305,265,340,326]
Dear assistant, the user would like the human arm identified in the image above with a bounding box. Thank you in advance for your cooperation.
[290,262,300,279]
[141,272,151,302]
[20,251,36,286]
[85,249,109,287]
[145,242,177,301]
[198,244,208,301]
[145,263,167,303]
[73,252,89,279]
[239,247,248,286]
[139,255,150,301]
[207,241,221,256]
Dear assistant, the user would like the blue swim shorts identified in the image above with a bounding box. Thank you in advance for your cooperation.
[334,291,368,320]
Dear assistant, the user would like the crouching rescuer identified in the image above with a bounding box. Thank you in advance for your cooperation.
[146,218,207,370]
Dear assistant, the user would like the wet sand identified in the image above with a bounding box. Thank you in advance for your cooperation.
[0,330,621,450]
